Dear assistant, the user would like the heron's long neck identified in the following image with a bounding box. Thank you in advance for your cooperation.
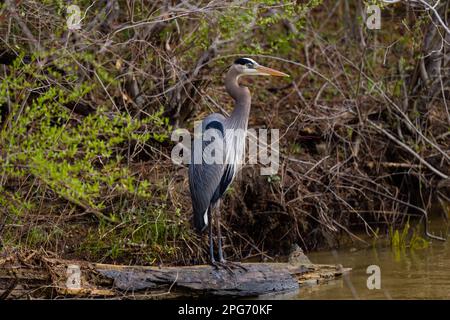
[225,69,251,130]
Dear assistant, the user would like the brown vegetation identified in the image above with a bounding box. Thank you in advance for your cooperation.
[0,0,449,267]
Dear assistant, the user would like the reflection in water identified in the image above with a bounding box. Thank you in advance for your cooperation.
[298,237,450,299]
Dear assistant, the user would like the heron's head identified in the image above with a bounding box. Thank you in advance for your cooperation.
[232,58,289,78]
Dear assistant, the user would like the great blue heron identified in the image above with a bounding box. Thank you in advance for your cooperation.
[189,57,289,266]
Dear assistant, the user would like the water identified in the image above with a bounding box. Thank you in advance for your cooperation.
[267,221,450,300]
[297,240,450,299]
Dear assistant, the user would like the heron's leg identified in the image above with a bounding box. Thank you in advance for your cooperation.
[208,202,233,273]
[215,201,247,271]
[216,200,225,263]
[214,211,234,274]
[208,207,215,264]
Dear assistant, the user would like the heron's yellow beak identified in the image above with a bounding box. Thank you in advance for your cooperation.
[255,65,290,77]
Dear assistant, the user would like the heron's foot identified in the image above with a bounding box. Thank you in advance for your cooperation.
[219,259,248,272]
[210,260,235,274]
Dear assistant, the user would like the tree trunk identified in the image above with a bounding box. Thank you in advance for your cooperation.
[0,253,350,299]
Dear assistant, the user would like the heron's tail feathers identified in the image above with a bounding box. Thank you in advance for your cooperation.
[194,207,209,233]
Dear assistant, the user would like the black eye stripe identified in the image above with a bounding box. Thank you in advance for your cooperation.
[234,58,253,65]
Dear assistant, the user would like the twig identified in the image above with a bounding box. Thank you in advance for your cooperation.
[369,120,448,179]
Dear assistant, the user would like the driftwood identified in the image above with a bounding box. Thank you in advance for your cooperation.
[0,252,350,299]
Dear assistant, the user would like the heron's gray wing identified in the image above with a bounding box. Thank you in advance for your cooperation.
[189,113,228,232]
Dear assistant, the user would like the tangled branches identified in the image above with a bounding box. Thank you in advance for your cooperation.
[0,0,448,264]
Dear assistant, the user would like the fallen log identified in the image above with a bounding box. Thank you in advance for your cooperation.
[0,252,350,299]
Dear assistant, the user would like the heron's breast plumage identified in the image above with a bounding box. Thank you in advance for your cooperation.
[224,121,248,181]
